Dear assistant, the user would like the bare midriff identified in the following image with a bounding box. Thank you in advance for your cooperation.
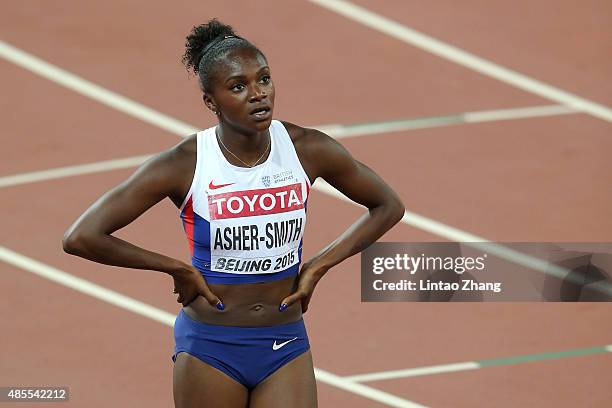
[182,274,303,327]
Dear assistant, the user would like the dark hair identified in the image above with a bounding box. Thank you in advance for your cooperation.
[182,19,266,92]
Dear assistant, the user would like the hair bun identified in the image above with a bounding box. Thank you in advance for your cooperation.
[183,18,235,75]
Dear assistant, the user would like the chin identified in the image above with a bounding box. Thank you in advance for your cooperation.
[244,113,273,133]
[252,117,273,131]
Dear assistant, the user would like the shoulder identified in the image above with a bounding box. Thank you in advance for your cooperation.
[279,120,327,148]
[172,133,198,170]
[279,120,343,162]
[124,134,197,206]
[279,120,356,181]
[171,133,198,158]
[166,134,198,201]
[143,133,197,175]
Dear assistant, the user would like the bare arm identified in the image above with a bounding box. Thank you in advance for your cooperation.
[62,147,185,272]
[304,128,405,271]
[280,125,405,311]
[62,139,222,307]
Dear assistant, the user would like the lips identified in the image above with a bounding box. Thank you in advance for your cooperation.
[249,105,272,120]
[249,104,271,114]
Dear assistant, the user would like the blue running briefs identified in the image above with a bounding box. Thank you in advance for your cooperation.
[172,309,310,389]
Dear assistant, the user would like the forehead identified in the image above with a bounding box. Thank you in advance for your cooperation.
[215,48,269,79]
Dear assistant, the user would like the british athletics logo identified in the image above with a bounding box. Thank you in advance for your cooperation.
[208,183,304,220]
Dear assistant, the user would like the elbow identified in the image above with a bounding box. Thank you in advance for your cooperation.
[372,194,405,226]
[62,231,80,255]
[62,229,92,256]
[389,195,405,224]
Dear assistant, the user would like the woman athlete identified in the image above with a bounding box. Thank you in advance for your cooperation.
[62,19,404,408]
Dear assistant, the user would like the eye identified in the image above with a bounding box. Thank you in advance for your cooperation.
[230,83,245,92]
[260,75,271,84]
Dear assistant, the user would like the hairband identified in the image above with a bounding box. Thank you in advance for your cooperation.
[200,35,240,60]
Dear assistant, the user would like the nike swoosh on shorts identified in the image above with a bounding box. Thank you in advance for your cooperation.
[272,337,298,350]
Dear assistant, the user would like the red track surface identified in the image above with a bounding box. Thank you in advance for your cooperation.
[1,1,611,407]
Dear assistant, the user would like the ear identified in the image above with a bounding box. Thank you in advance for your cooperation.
[202,93,218,115]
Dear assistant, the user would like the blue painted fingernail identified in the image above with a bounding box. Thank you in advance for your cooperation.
[216,302,225,311]
[279,303,287,312]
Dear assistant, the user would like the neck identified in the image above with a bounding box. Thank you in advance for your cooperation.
[216,121,271,165]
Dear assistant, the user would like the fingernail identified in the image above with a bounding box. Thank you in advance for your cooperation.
[279,303,287,312]
[216,301,225,311]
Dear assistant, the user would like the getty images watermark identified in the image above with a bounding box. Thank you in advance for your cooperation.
[361,243,612,302]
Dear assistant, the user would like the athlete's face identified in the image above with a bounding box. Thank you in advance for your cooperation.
[204,48,275,134]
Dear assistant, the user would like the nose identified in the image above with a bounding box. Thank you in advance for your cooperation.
[248,83,267,102]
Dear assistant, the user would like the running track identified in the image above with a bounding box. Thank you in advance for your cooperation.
[1,1,611,407]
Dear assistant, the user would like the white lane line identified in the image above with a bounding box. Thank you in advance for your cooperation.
[345,345,612,382]
[0,155,153,188]
[314,369,426,408]
[0,246,176,326]
[0,41,199,136]
[344,362,480,383]
[306,0,612,123]
[0,245,426,408]
[462,105,576,123]
[319,105,576,139]
[0,104,577,188]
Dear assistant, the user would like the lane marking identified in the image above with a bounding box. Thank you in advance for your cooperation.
[345,362,480,382]
[313,369,426,407]
[0,246,176,326]
[0,41,199,136]
[306,0,612,123]
[345,346,612,382]
[321,104,576,139]
[478,346,611,367]
[0,42,609,295]
[0,155,152,188]
[462,105,576,123]
[0,245,425,408]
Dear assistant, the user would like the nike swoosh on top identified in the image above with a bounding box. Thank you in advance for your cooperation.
[209,181,235,190]
[272,337,298,351]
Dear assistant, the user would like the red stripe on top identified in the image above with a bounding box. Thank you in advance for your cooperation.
[181,196,195,256]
